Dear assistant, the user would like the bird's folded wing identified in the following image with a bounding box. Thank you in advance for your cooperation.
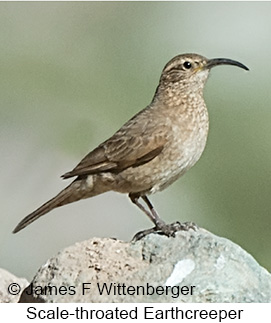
[62,130,166,179]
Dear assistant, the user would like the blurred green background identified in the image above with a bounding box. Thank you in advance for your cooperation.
[1,2,271,280]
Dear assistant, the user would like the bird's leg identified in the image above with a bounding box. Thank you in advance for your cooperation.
[129,193,170,241]
[141,195,166,229]
[129,193,198,241]
[129,193,163,226]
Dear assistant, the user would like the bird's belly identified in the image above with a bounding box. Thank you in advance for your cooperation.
[149,138,207,193]
[113,128,208,195]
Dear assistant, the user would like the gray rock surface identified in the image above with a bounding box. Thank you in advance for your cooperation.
[0,268,29,303]
[19,228,271,303]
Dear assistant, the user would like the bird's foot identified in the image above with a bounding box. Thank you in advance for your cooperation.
[132,221,198,241]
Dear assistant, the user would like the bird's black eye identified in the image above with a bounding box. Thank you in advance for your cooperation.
[183,61,192,69]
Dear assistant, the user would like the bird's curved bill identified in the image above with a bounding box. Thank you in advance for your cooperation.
[206,58,249,71]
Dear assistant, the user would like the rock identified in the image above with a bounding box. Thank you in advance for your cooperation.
[19,228,271,302]
[0,268,29,303]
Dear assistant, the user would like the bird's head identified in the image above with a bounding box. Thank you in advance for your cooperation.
[158,53,249,94]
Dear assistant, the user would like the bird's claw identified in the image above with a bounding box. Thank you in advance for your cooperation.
[132,221,198,241]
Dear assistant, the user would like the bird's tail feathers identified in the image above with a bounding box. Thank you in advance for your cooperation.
[13,179,93,233]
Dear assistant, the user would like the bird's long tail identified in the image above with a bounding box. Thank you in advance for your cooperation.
[13,178,98,233]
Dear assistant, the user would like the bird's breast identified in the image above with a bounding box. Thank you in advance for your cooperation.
[148,102,209,193]
[110,100,209,195]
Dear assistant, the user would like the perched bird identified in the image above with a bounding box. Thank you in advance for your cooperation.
[13,53,248,238]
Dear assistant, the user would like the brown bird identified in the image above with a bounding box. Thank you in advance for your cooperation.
[13,53,248,238]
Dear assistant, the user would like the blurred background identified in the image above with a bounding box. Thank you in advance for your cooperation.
[1,2,271,280]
